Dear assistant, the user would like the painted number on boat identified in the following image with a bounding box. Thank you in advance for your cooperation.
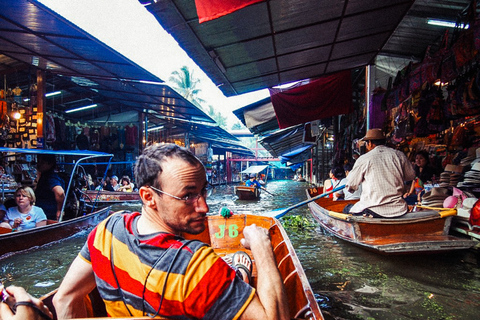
[215,224,239,239]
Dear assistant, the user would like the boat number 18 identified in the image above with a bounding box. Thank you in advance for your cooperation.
[215,224,239,238]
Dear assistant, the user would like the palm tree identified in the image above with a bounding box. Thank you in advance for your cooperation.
[169,66,205,108]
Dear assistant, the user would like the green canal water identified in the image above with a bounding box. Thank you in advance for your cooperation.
[1,180,479,320]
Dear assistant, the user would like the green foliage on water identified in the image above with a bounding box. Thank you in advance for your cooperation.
[280,214,316,232]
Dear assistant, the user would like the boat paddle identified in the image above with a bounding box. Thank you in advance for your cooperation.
[261,188,276,196]
[263,185,346,219]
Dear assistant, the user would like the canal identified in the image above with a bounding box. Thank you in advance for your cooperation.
[1,180,479,320]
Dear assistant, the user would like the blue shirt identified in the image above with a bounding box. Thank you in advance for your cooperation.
[35,169,65,220]
[245,179,262,188]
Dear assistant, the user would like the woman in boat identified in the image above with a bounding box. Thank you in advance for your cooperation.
[403,150,436,205]
[4,186,47,231]
[323,166,346,198]
[333,162,362,200]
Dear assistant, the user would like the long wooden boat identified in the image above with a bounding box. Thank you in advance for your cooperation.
[83,190,140,205]
[450,215,480,241]
[234,185,260,200]
[0,147,115,259]
[40,213,324,320]
[0,207,111,258]
[306,188,476,254]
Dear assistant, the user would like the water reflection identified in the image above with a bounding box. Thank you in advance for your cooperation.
[1,180,479,319]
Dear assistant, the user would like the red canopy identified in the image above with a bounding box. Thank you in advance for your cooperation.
[269,70,353,129]
[195,0,263,23]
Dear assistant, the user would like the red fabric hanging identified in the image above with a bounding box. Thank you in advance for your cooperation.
[269,70,353,129]
[195,0,263,23]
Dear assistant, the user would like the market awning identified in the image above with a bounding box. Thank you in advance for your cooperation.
[240,165,269,174]
[140,0,415,96]
[0,0,214,124]
[279,145,314,165]
[232,97,279,136]
[258,123,319,158]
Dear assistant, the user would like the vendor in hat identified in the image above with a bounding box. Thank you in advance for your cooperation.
[344,128,415,218]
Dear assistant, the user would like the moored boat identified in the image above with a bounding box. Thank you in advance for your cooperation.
[0,147,114,259]
[83,190,140,206]
[234,185,260,200]
[40,213,324,320]
[0,207,111,258]
[306,188,476,254]
[450,215,480,241]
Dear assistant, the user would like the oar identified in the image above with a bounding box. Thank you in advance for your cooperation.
[261,188,276,196]
[263,185,346,218]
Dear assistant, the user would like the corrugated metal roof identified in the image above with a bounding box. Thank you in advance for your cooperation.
[0,0,214,124]
[141,0,476,95]
[0,0,253,156]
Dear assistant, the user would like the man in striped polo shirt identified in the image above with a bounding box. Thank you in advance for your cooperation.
[53,143,289,320]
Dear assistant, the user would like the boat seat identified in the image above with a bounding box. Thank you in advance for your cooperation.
[350,209,442,222]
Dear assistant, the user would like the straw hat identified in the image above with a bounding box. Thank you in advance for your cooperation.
[421,187,449,207]
[361,128,385,141]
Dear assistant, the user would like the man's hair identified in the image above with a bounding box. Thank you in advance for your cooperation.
[134,143,203,189]
[366,138,385,146]
[331,166,346,179]
[37,154,57,166]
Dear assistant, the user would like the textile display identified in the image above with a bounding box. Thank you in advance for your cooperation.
[269,70,353,129]
[195,0,263,23]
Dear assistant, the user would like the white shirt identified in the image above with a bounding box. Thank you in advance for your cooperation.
[346,145,415,217]
[5,206,47,230]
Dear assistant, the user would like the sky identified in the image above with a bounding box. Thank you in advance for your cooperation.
[38,0,270,127]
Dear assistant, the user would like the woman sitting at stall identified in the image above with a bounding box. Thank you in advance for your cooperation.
[403,150,436,205]
[3,186,47,231]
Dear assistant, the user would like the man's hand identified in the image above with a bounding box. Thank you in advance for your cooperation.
[240,224,270,250]
[0,286,53,320]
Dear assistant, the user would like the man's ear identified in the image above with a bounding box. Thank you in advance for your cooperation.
[139,186,156,208]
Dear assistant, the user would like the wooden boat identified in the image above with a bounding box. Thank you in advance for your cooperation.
[0,147,114,259]
[450,215,480,241]
[0,207,111,258]
[306,188,476,254]
[234,185,260,200]
[40,214,324,320]
[83,190,140,206]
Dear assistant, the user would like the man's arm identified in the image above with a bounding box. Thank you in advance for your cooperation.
[53,256,96,319]
[239,225,290,320]
[52,185,65,220]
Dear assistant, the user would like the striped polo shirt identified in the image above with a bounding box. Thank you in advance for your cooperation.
[80,212,255,319]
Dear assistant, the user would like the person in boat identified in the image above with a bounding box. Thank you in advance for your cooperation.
[323,166,345,198]
[117,176,133,192]
[3,186,47,231]
[53,143,289,320]
[0,201,9,229]
[35,154,65,221]
[0,285,53,320]
[336,162,362,200]
[344,129,415,218]
[403,150,436,205]
[245,174,267,191]
[110,175,120,191]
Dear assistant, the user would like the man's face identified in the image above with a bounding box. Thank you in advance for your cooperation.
[111,179,118,186]
[365,141,374,152]
[154,158,209,235]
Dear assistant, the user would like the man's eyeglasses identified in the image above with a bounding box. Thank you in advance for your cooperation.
[149,185,208,205]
